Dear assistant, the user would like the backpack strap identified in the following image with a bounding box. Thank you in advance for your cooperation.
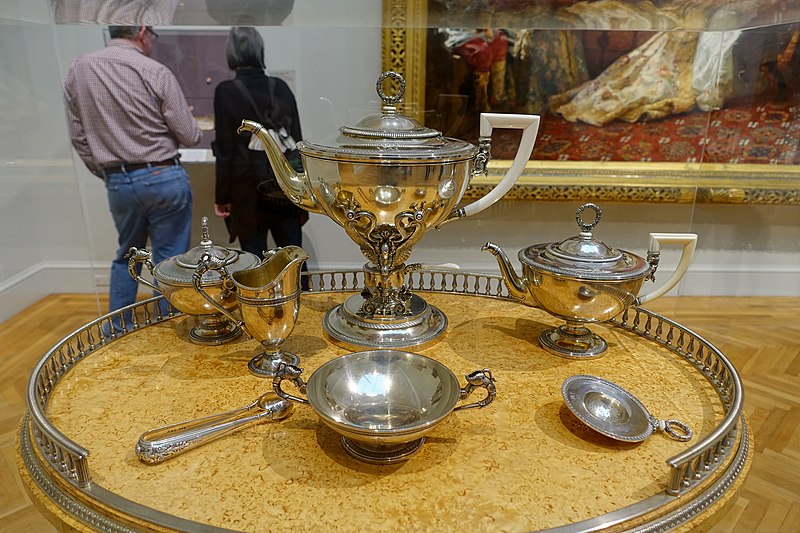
[232,78,277,129]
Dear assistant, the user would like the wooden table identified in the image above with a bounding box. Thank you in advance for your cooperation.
[16,271,751,532]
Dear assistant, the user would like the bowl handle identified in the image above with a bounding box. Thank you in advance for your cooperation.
[637,233,698,305]
[453,369,497,412]
[272,363,310,404]
[441,113,540,226]
[650,416,693,442]
[126,247,161,293]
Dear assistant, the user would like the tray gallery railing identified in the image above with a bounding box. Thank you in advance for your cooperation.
[21,269,748,532]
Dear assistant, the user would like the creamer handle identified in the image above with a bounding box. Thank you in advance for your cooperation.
[444,113,540,223]
[637,233,698,305]
[192,254,244,330]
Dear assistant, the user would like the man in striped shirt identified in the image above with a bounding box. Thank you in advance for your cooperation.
[64,25,202,320]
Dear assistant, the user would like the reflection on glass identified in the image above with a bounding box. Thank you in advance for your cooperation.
[51,0,295,25]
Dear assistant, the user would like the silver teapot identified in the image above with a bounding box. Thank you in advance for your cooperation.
[240,71,540,349]
[484,203,697,359]
[128,216,261,345]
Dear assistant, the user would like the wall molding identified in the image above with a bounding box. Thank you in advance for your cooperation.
[0,261,102,323]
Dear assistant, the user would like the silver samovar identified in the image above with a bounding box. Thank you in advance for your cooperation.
[240,71,540,349]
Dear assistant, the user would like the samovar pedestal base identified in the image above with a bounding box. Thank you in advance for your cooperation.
[323,294,447,350]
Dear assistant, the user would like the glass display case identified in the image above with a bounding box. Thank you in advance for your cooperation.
[5,1,797,531]
[1,0,798,322]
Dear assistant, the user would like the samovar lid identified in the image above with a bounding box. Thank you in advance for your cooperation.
[519,203,651,281]
[299,71,477,162]
[153,217,261,285]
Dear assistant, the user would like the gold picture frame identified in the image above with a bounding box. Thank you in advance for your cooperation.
[380,0,800,204]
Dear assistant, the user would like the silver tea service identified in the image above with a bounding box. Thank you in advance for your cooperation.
[272,350,496,464]
[561,375,692,443]
[240,71,540,350]
[484,203,697,359]
[128,216,261,345]
[194,246,309,377]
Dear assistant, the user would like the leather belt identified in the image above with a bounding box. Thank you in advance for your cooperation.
[103,158,181,175]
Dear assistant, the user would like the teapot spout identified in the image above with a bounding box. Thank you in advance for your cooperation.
[482,242,536,306]
[237,120,320,214]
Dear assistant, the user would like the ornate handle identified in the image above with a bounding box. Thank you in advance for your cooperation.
[126,247,160,293]
[575,203,602,233]
[135,393,293,464]
[649,416,693,442]
[636,233,698,305]
[272,363,310,404]
[192,253,243,327]
[441,113,540,225]
[453,369,497,412]
[376,70,405,107]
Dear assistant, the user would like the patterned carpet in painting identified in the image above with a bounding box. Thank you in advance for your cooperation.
[489,98,800,165]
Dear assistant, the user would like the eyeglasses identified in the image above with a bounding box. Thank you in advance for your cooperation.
[145,27,159,40]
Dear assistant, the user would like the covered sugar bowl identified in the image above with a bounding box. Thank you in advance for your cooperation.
[128,216,261,345]
[483,203,697,359]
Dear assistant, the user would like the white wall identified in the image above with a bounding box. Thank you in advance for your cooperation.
[1,3,799,323]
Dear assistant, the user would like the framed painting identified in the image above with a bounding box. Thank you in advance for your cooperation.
[381,0,800,204]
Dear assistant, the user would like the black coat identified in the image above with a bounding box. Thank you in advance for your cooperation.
[213,68,304,241]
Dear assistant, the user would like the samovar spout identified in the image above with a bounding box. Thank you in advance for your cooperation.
[237,119,321,213]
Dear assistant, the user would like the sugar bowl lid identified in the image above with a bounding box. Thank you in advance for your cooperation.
[519,203,651,281]
[299,71,477,163]
[153,217,261,285]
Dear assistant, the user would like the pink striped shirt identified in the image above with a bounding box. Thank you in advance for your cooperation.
[64,39,201,176]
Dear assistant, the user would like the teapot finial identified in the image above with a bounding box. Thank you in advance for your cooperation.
[576,203,602,238]
[376,71,405,113]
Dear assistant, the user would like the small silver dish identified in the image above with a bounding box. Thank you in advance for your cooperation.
[561,375,692,443]
[273,350,496,464]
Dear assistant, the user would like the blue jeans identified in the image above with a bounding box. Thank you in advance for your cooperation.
[104,163,192,315]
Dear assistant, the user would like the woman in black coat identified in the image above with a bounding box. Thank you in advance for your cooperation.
[213,26,307,258]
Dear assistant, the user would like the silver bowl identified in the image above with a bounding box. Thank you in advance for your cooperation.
[273,350,496,464]
[561,375,692,442]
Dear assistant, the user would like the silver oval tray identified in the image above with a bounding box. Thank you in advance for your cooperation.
[20,269,746,532]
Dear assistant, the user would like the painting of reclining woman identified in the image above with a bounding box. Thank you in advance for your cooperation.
[425,0,800,165]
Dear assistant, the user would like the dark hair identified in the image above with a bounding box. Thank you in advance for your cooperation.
[108,26,145,39]
[226,27,266,70]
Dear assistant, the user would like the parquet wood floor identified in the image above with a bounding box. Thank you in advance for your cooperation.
[1,294,798,532]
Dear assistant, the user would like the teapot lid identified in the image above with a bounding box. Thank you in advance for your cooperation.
[519,203,651,281]
[299,71,477,162]
[153,217,261,285]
